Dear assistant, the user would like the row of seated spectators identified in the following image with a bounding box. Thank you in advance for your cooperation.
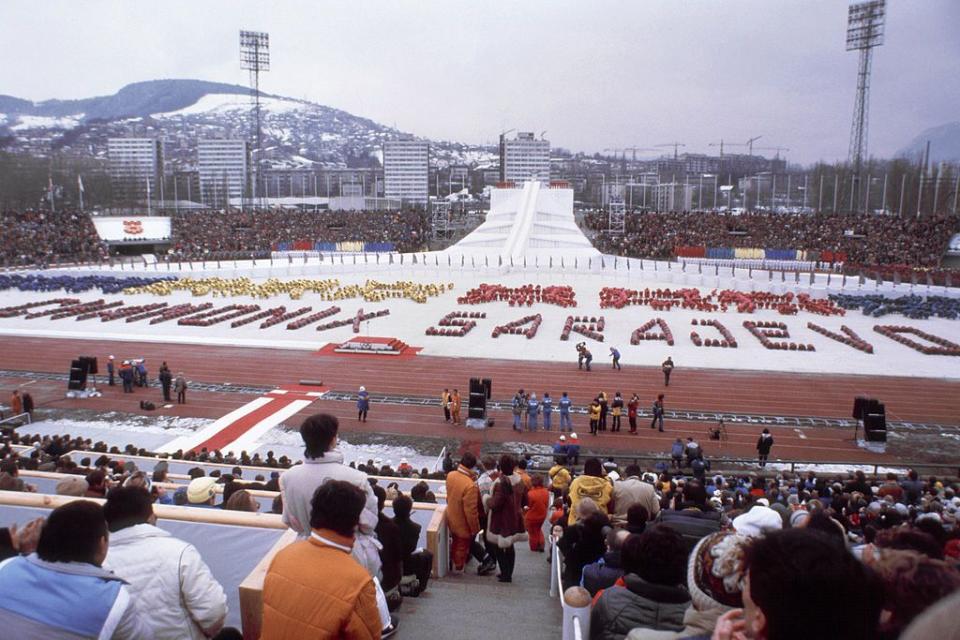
[583,210,959,269]
[541,455,960,640]
[0,209,108,268]
[167,209,430,261]
[0,413,441,638]
[4,431,450,480]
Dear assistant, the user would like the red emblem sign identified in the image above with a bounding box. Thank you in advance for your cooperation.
[123,220,144,235]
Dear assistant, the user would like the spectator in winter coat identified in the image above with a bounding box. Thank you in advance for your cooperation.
[103,486,228,639]
[628,530,751,640]
[0,501,149,639]
[582,529,629,596]
[392,493,432,596]
[174,374,188,404]
[568,458,614,525]
[559,497,611,590]
[525,474,550,552]
[656,481,722,553]
[611,464,662,527]
[261,480,383,640]
[158,363,173,402]
[549,456,572,498]
[487,455,528,583]
[670,438,685,469]
[372,485,403,602]
[590,525,691,640]
[756,429,774,467]
[445,452,481,573]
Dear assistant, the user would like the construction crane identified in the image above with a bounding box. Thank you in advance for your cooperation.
[745,135,763,156]
[755,146,791,160]
[656,142,686,160]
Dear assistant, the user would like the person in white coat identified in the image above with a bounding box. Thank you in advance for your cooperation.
[103,486,228,640]
[280,413,395,635]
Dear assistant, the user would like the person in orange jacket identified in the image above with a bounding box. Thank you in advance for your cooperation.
[444,452,481,573]
[450,389,462,425]
[524,474,550,552]
[261,480,383,640]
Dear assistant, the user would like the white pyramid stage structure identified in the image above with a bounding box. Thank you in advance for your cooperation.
[443,181,600,264]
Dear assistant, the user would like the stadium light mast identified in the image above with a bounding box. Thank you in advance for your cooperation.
[240,30,270,209]
[846,0,886,213]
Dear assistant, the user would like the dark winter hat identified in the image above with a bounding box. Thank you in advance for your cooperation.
[687,531,749,612]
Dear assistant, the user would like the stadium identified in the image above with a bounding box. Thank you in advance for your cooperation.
[2,2,960,640]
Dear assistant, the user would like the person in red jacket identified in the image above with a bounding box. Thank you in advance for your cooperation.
[525,475,550,552]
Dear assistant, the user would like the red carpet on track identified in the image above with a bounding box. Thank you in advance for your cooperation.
[191,387,326,452]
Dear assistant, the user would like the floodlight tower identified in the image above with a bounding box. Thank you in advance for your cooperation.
[240,30,270,207]
[846,1,886,212]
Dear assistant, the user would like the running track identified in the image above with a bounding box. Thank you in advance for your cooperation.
[1,336,958,464]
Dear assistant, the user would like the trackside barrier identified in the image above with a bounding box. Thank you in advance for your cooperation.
[487,450,957,478]
[0,412,32,427]
[16,470,441,550]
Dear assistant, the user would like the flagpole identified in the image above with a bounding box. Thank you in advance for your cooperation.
[77,175,84,212]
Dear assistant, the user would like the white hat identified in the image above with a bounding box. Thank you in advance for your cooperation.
[559,435,566,441]
[400,458,408,464]
[570,433,578,439]
[607,471,620,482]
[187,477,218,504]
[359,386,365,392]
[109,355,115,360]
[733,506,783,537]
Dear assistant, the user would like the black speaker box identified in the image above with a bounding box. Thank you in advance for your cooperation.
[468,406,485,420]
[80,356,98,375]
[852,396,870,420]
[482,378,492,399]
[864,413,887,432]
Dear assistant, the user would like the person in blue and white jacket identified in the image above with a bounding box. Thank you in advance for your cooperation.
[0,500,148,639]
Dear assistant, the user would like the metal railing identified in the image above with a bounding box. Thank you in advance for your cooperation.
[0,412,32,427]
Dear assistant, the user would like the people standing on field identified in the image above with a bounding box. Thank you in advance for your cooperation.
[662,357,674,386]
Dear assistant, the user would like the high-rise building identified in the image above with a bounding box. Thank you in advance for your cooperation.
[198,139,250,209]
[383,139,429,206]
[108,138,164,205]
[499,132,550,184]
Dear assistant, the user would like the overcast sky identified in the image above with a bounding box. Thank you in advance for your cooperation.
[1,0,957,164]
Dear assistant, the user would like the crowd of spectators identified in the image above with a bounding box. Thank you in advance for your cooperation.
[583,210,959,269]
[545,457,960,639]
[2,418,959,638]
[0,209,108,268]
[167,209,429,261]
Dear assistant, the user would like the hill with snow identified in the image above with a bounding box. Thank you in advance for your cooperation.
[0,79,491,169]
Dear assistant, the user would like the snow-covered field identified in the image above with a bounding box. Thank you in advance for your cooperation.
[24,416,439,471]
[1,259,959,379]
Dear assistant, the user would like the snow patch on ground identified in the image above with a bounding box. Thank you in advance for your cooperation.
[153,94,309,118]
[11,114,83,131]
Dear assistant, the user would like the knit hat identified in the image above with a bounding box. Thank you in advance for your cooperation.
[687,531,749,612]
[187,476,218,504]
[733,505,782,537]
[56,476,88,497]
